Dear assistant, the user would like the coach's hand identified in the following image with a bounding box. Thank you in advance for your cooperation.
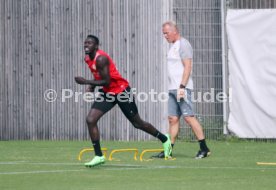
[75,76,88,85]
[177,88,186,100]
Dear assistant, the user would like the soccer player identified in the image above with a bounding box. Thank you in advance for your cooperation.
[75,35,172,167]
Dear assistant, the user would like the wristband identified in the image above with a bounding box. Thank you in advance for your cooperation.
[179,84,186,89]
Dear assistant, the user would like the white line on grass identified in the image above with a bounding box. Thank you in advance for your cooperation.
[103,165,276,171]
[179,166,276,170]
[25,162,81,165]
[103,165,179,171]
[0,161,27,164]
[1,162,276,172]
[0,169,84,175]
[0,161,81,165]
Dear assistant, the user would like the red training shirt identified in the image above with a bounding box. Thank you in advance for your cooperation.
[84,49,129,94]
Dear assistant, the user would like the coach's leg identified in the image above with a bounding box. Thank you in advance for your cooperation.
[184,116,204,140]
[184,116,210,158]
[168,116,180,145]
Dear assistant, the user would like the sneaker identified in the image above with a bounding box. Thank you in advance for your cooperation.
[85,156,105,167]
[151,151,173,159]
[195,149,211,159]
[162,134,172,159]
[151,151,165,158]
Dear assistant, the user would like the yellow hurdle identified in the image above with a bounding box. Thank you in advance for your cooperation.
[78,148,108,161]
[140,149,163,161]
[256,162,276,166]
[140,149,176,161]
[108,148,138,161]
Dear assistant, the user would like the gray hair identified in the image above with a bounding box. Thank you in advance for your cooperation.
[162,21,179,32]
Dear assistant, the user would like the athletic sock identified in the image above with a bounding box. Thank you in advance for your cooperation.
[198,139,209,151]
[155,132,168,143]
[92,140,103,156]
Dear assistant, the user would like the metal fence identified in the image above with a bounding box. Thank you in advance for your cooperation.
[173,0,224,140]
[228,0,276,8]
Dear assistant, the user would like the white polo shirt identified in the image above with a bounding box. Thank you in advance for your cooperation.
[167,37,193,90]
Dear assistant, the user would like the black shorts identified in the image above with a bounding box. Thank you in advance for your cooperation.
[91,86,138,119]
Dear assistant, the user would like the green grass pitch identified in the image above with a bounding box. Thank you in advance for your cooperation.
[0,140,276,190]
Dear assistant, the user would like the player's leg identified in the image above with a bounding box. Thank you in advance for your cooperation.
[85,108,106,167]
[128,114,167,140]
[128,113,172,158]
[116,87,165,139]
[86,109,107,155]
[85,92,116,167]
[117,87,172,158]
[151,90,181,158]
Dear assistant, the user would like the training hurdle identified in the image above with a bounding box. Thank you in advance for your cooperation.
[256,162,276,166]
[140,149,176,161]
[140,149,163,161]
[108,148,138,161]
[78,148,108,161]
[78,147,176,162]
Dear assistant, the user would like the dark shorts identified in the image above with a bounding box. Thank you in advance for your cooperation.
[91,86,138,119]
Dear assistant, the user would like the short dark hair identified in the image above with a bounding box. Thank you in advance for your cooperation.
[87,35,99,45]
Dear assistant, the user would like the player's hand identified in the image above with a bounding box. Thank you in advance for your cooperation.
[86,85,95,92]
[177,88,186,100]
[75,76,88,85]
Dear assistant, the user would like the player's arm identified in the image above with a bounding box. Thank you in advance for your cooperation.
[74,55,110,87]
[95,55,110,87]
